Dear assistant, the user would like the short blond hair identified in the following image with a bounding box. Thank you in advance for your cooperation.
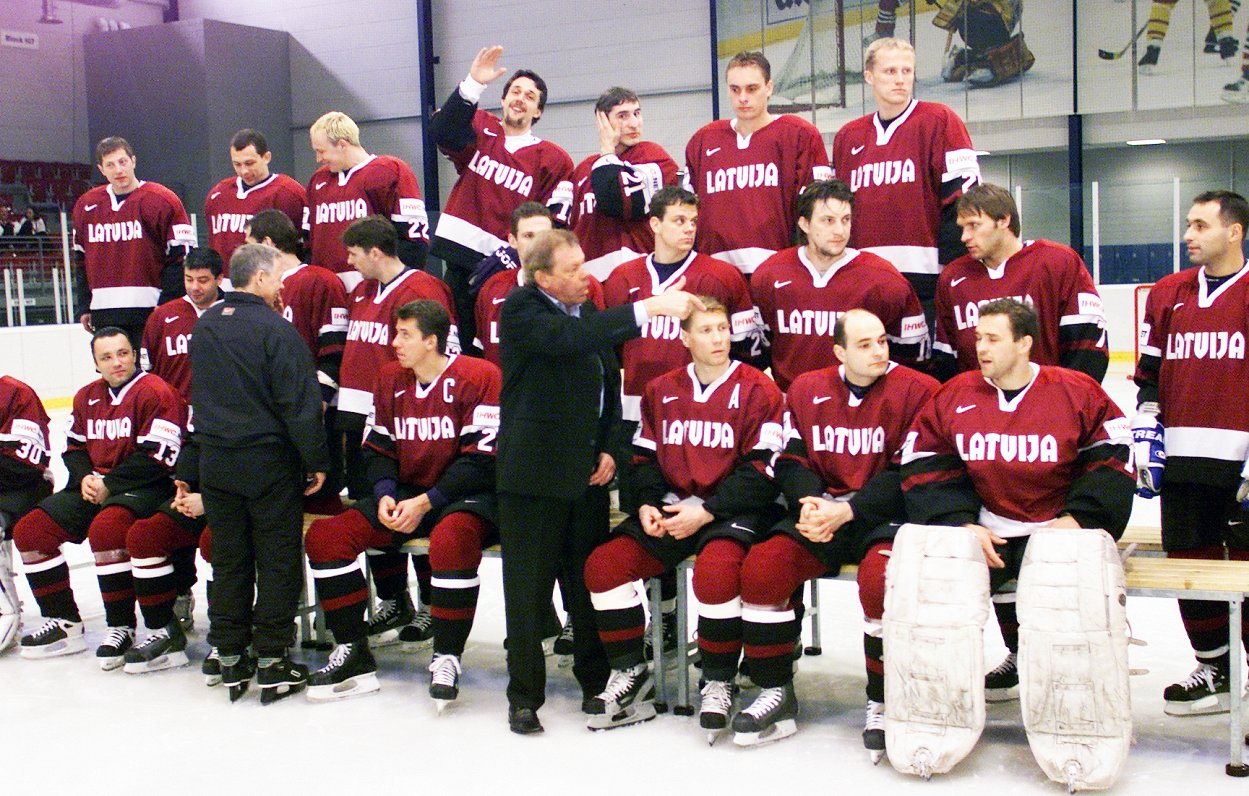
[864,37,915,71]
[310,111,360,147]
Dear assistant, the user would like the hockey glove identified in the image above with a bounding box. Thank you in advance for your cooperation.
[1130,411,1165,499]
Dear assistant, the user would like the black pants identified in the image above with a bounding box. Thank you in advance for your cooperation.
[201,443,305,657]
[443,251,481,358]
[499,488,611,710]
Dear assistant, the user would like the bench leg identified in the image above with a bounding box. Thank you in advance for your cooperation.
[674,563,694,715]
[649,577,669,713]
[804,579,823,656]
[1228,596,1248,777]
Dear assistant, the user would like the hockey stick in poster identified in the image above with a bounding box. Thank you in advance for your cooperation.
[1098,21,1149,60]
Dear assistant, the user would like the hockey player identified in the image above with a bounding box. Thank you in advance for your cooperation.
[737,309,938,750]
[304,300,501,706]
[203,129,307,270]
[751,179,928,391]
[832,38,979,329]
[73,137,197,345]
[0,376,53,652]
[934,183,1108,382]
[14,328,184,666]
[864,1,901,46]
[1133,190,1249,715]
[1137,0,1239,72]
[901,298,1134,702]
[1224,15,1249,103]
[933,0,1036,88]
[684,51,832,275]
[306,111,429,291]
[567,86,680,280]
[583,298,784,733]
[430,44,574,356]
[140,247,225,404]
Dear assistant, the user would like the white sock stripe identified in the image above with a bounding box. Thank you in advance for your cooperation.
[1200,645,1231,658]
[94,561,132,576]
[590,582,642,612]
[741,604,795,624]
[699,597,742,620]
[311,561,363,579]
[21,554,67,573]
[131,564,175,579]
[991,592,1018,604]
[431,575,481,589]
[863,618,883,638]
[129,556,168,568]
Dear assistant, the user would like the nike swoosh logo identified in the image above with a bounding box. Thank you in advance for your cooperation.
[315,181,327,190]
[705,147,721,157]
[662,396,679,404]
[851,145,865,155]
[1173,302,1184,310]
[951,277,967,287]
[354,296,366,302]
[85,204,98,211]
[164,316,180,324]
[956,404,976,414]
[210,192,221,200]
[628,287,640,294]
[577,177,588,188]
[812,396,833,404]
[730,523,752,532]
[483,128,498,137]
[492,297,507,305]
[394,390,405,398]
[88,398,101,405]
[773,280,791,289]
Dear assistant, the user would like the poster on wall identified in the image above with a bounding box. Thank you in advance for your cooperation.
[714,0,1075,132]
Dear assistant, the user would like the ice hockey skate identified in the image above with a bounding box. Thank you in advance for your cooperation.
[258,656,308,705]
[732,683,798,747]
[202,646,222,687]
[123,620,189,674]
[864,700,886,764]
[585,664,657,730]
[307,642,379,702]
[1137,44,1161,74]
[985,651,1020,702]
[173,590,195,632]
[18,618,86,659]
[367,591,415,647]
[1223,77,1249,104]
[398,605,434,651]
[220,652,256,702]
[429,652,462,712]
[552,617,574,664]
[1163,662,1232,716]
[699,679,736,745]
[95,626,135,671]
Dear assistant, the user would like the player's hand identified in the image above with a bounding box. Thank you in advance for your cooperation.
[965,523,1006,568]
[796,496,853,543]
[79,313,94,333]
[589,452,615,486]
[469,45,507,85]
[176,492,205,518]
[377,495,399,530]
[596,110,621,155]
[639,504,665,537]
[1130,411,1165,498]
[389,495,430,535]
[659,503,713,540]
[642,278,706,320]
[303,472,326,497]
[1044,515,1081,530]
[81,474,106,504]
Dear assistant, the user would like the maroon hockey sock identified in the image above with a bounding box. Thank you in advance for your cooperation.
[306,511,390,642]
[585,535,664,669]
[14,509,80,621]
[428,512,490,656]
[89,506,138,628]
[128,511,199,629]
[858,542,891,703]
[740,535,825,688]
[693,539,748,682]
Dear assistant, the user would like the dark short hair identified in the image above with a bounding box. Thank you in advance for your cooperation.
[230,128,269,155]
[680,295,727,332]
[342,215,397,257]
[248,208,301,255]
[230,242,280,288]
[648,186,699,221]
[395,299,451,355]
[795,179,854,243]
[833,308,884,348]
[95,136,134,165]
[510,202,553,236]
[91,326,131,356]
[1193,190,1249,237]
[595,86,640,115]
[503,69,549,119]
[727,51,771,82]
[184,247,224,278]
[523,229,580,283]
[978,297,1038,343]
[957,183,1020,237]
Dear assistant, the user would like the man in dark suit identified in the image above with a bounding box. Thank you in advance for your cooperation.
[497,229,702,734]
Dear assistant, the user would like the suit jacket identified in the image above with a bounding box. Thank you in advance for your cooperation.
[497,283,639,500]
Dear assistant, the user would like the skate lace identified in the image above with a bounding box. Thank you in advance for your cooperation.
[700,680,733,712]
[100,627,132,650]
[27,619,65,641]
[206,646,220,662]
[743,686,786,718]
[864,700,886,731]
[1179,664,1218,690]
[133,628,171,651]
[603,666,644,701]
[373,598,401,622]
[429,653,461,686]
[408,607,432,632]
[988,652,1017,677]
[324,643,353,669]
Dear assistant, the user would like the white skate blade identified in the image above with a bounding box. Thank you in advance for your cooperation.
[399,638,433,653]
[123,650,189,674]
[306,672,380,703]
[732,718,797,747]
[586,701,657,731]
[19,636,86,659]
[870,750,885,765]
[434,698,454,714]
[1163,692,1231,716]
[98,655,127,671]
[706,729,726,746]
[368,629,401,647]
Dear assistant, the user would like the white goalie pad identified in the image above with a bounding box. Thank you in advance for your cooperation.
[0,539,20,652]
[883,524,991,779]
[1018,528,1131,792]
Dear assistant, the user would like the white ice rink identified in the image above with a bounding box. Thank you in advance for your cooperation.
[4,362,1245,796]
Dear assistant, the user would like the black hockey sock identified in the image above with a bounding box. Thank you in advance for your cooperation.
[171,544,198,594]
[311,558,369,643]
[864,632,885,703]
[132,554,178,629]
[25,555,81,622]
[96,558,137,629]
[742,603,799,689]
[992,598,1019,653]
[431,567,479,656]
[367,550,407,601]
[697,613,743,682]
[412,553,432,606]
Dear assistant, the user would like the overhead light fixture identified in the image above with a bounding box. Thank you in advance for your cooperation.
[39,0,64,24]
[1126,138,1166,146]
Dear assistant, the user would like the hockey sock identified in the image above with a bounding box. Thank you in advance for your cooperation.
[128,511,198,629]
[89,506,138,628]
[858,542,891,703]
[740,535,825,688]
[1172,545,1235,664]
[428,512,490,656]
[305,511,387,643]
[198,526,213,565]
[876,0,898,34]
[171,543,198,594]
[693,538,748,682]
[412,552,432,606]
[13,509,80,621]
[659,568,677,614]
[1146,0,1178,43]
[1206,0,1235,38]
[369,550,408,602]
[991,594,1019,653]
[585,534,665,669]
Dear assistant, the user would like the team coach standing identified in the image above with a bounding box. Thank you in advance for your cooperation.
[497,229,703,733]
[190,243,330,704]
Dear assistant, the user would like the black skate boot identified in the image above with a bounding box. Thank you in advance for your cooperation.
[123,619,189,674]
[258,655,309,705]
[367,591,415,647]
[307,642,379,702]
[585,663,657,730]
[220,651,257,702]
[733,683,798,747]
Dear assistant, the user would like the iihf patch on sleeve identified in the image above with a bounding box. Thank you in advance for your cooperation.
[223,307,235,315]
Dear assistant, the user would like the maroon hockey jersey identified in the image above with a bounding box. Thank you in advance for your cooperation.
[634,361,784,501]
[65,371,184,474]
[280,262,350,363]
[140,295,222,403]
[901,365,1132,536]
[684,116,832,274]
[603,251,760,421]
[832,99,978,281]
[782,362,938,495]
[1135,264,1249,485]
[567,141,680,279]
[934,239,1108,376]
[0,375,52,482]
[72,182,196,311]
[433,109,573,262]
[204,173,308,270]
[339,269,458,419]
[364,355,500,488]
[305,155,429,276]
[751,246,928,390]
[473,267,604,367]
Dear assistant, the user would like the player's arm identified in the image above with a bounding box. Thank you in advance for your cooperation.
[900,404,981,525]
[1061,394,1135,539]
[0,405,50,489]
[795,125,834,189]
[102,395,182,494]
[624,400,669,515]
[930,280,960,381]
[590,153,672,221]
[430,73,486,161]
[702,386,785,519]
[1058,257,1110,382]
[935,115,981,265]
[315,285,349,404]
[362,391,402,503]
[886,281,930,365]
[269,325,331,475]
[747,274,775,369]
[773,408,826,510]
[154,194,197,305]
[429,379,501,508]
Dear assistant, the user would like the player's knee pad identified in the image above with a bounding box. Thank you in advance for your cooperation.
[692,538,747,605]
[739,537,805,606]
[857,541,891,621]
[12,509,70,557]
[583,535,650,594]
[198,527,213,564]
[883,524,991,779]
[125,512,186,560]
[1017,528,1130,792]
[428,512,488,572]
[87,505,135,554]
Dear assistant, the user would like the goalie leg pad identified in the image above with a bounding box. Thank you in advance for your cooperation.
[883,524,990,779]
[1017,528,1131,792]
[0,537,21,652]
[970,33,1035,87]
